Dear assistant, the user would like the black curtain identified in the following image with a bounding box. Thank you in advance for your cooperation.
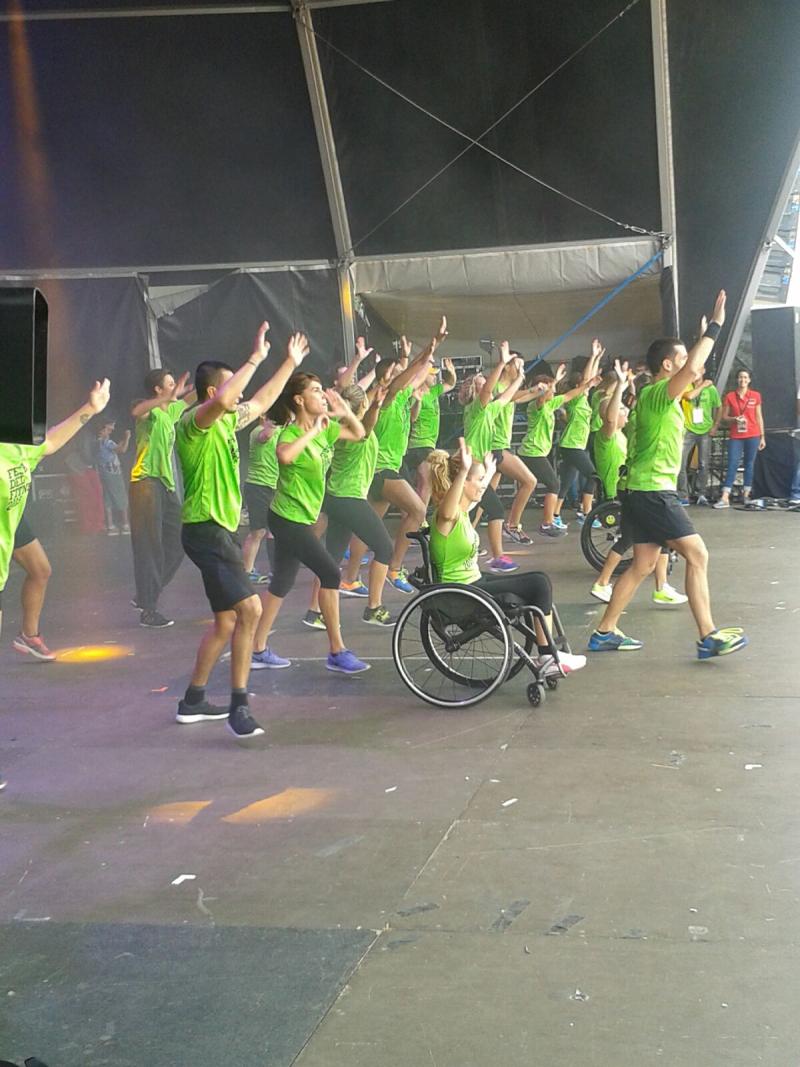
[156,269,344,387]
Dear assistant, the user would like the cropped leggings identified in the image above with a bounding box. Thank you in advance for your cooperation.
[558,447,596,498]
[474,570,553,615]
[268,509,340,598]
[323,494,394,566]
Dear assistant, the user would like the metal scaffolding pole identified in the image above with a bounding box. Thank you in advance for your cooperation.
[293,0,356,364]
[650,0,679,332]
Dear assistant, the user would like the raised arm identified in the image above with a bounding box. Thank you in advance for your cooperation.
[668,290,726,400]
[478,340,513,406]
[193,321,273,430]
[436,438,472,533]
[338,336,373,389]
[114,429,132,455]
[235,331,311,431]
[276,417,325,466]
[387,318,447,402]
[324,389,366,442]
[600,360,627,439]
[43,379,111,456]
[362,383,388,436]
[440,358,457,394]
[495,357,525,405]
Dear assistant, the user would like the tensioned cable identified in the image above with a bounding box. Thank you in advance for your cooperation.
[300,0,665,256]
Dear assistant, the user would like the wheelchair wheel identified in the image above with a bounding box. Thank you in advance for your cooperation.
[581,498,632,575]
[392,584,513,708]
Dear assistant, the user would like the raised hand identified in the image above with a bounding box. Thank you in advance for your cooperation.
[699,314,708,338]
[499,340,512,364]
[442,357,455,377]
[436,315,448,343]
[87,379,111,414]
[324,388,349,418]
[482,451,497,483]
[512,356,525,377]
[173,370,192,398]
[313,412,330,435]
[710,290,726,326]
[591,337,605,362]
[287,331,310,367]
[251,321,271,364]
[555,362,567,383]
[613,358,627,384]
[374,382,389,407]
[400,335,412,360]
[458,436,473,475]
[355,336,373,363]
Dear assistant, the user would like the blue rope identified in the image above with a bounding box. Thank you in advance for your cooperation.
[525,247,665,371]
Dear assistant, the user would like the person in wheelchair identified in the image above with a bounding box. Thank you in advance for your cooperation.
[590,359,687,607]
[426,440,587,676]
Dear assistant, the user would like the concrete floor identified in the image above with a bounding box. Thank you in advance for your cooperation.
[0,508,798,1066]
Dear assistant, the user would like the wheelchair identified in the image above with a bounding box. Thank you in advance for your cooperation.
[580,495,678,576]
[391,531,572,709]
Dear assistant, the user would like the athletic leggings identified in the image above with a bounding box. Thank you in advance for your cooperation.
[268,509,340,598]
[479,484,505,522]
[323,494,394,565]
[519,455,559,495]
[558,447,596,498]
[475,570,553,615]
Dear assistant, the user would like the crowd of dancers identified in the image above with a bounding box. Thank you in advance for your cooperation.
[1,293,751,763]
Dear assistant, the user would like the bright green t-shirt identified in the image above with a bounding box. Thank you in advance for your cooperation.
[594,429,628,499]
[490,387,515,450]
[246,424,278,489]
[589,389,606,433]
[131,399,186,492]
[176,410,242,531]
[270,421,341,525]
[625,378,685,492]
[0,442,46,590]
[518,395,566,457]
[328,430,379,500]
[430,509,481,584]
[464,398,501,459]
[408,383,444,449]
[682,383,721,435]
[375,386,413,472]
[559,393,592,450]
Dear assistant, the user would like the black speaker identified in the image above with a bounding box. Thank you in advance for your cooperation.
[750,306,800,431]
[0,287,48,445]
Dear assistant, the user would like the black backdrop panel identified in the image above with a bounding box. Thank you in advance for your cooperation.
[316,0,660,256]
[668,0,800,344]
[156,269,343,389]
[0,13,335,269]
[750,306,800,430]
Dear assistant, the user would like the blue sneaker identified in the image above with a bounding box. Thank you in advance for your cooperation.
[251,646,292,670]
[342,548,371,565]
[488,555,519,573]
[327,649,370,674]
[678,498,690,507]
[697,628,748,660]
[588,628,643,652]
[552,515,568,530]
[340,580,369,598]
[387,569,415,594]
[248,569,270,584]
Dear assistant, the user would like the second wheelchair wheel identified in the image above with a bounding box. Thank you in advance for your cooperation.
[581,499,632,576]
[392,584,513,708]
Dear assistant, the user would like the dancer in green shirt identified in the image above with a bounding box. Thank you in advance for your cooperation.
[589,290,748,660]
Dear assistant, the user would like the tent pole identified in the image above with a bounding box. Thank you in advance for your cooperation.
[714,133,800,388]
[650,0,679,332]
[293,0,356,365]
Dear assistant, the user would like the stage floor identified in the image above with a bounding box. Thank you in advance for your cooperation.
[1,508,798,1066]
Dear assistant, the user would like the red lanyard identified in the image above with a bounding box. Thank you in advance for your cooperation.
[732,391,750,417]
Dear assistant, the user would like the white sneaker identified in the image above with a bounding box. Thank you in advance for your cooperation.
[712,498,730,509]
[591,582,613,603]
[558,650,587,673]
[652,583,688,605]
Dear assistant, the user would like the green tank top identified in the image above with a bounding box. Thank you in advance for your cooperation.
[429,509,481,584]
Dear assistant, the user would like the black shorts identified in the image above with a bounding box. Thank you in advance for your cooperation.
[13,514,36,551]
[621,490,696,545]
[404,447,434,472]
[492,449,506,465]
[368,466,411,502]
[479,484,505,522]
[243,482,275,531]
[181,521,254,613]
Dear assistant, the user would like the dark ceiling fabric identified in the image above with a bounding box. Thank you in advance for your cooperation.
[156,269,344,387]
[315,0,661,256]
[668,0,800,351]
[0,12,335,269]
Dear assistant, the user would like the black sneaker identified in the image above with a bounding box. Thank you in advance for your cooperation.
[140,610,174,628]
[176,699,228,724]
[227,706,265,739]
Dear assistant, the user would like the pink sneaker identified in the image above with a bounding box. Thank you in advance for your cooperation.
[12,633,56,662]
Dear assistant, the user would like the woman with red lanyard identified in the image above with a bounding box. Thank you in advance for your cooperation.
[711,369,765,508]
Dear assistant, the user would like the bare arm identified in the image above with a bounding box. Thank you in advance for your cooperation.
[234,331,311,432]
[667,291,725,400]
[114,430,132,455]
[755,403,766,448]
[362,384,388,436]
[479,340,513,406]
[43,380,111,456]
[496,361,525,405]
[276,421,321,466]
[338,336,373,389]
[440,358,457,394]
[710,400,732,435]
[387,318,447,402]
[600,360,627,439]
[436,438,472,534]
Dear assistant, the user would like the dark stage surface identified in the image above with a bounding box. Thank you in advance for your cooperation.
[0,509,798,1066]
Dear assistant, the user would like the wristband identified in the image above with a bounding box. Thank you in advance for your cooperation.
[246,359,260,370]
[703,322,721,341]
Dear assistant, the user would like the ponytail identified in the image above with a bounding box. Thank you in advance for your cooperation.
[428,448,467,504]
[458,375,478,407]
